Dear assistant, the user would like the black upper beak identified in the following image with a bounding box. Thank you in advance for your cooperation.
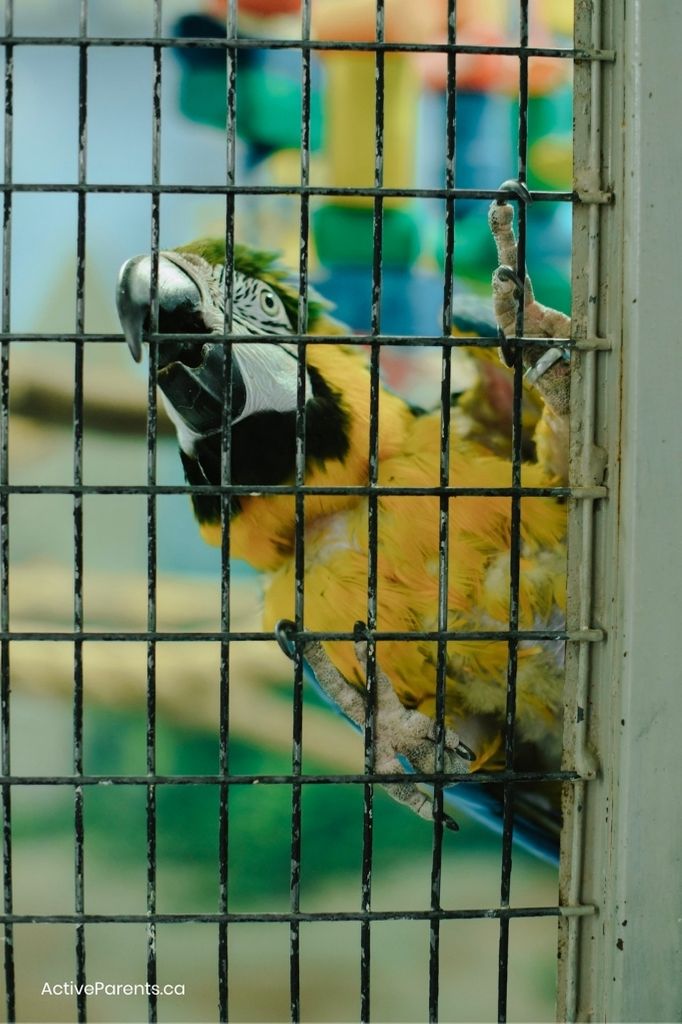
[116,251,248,437]
[115,252,204,363]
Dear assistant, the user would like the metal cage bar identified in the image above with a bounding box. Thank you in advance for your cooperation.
[428,0,457,1018]
[0,35,586,57]
[73,1,89,1019]
[496,2,531,1016]
[218,4,238,1019]
[0,2,13,1019]
[358,2,387,1018]
[288,0,313,1013]
[142,5,165,1021]
[0,183,575,199]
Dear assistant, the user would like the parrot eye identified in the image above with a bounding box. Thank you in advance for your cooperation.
[231,271,293,335]
[259,289,279,315]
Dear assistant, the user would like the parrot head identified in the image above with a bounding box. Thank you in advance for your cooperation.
[115,240,351,526]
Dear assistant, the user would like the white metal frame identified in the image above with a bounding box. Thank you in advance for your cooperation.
[559,1,682,1020]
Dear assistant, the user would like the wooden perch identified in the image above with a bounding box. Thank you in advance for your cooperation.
[10,563,361,772]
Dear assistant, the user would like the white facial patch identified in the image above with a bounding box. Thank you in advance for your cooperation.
[232,343,311,425]
[160,391,208,457]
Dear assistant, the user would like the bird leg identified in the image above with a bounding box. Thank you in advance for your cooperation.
[276,621,474,830]
[488,193,571,480]
[488,198,571,416]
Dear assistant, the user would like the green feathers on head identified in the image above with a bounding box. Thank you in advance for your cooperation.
[176,237,329,331]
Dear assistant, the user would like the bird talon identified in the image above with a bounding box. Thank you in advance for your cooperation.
[274,618,297,660]
[496,178,533,205]
[455,740,477,762]
[353,620,369,642]
[497,326,517,368]
[495,265,525,297]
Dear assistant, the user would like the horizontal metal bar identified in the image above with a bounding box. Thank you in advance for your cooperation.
[573,337,612,351]
[0,35,581,58]
[0,770,579,786]
[0,628,572,642]
[0,906,580,924]
[568,486,608,499]
[566,629,604,642]
[575,190,614,205]
[0,332,571,345]
[558,905,597,918]
[573,49,616,62]
[0,331,578,348]
[0,484,574,497]
[0,182,575,201]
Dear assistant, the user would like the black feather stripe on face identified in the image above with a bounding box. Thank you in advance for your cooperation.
[183,366,351,525]
[175,239,328,332]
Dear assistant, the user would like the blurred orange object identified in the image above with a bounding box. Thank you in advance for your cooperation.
[416,0,570,96]
[208,0,301,17]
[311,0,448,44]
[417,27,518,93]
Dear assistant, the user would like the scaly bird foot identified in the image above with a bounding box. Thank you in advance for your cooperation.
[488,192,571,417]
[275,620,475,830]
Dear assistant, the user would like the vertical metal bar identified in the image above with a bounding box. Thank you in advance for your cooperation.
[428,2,457,1020]
[497,3,529,1020]
[289,4,312,1018]
[146,3,163,1020]
[561,2,603,1016]
[557,2,607,1020]
[0,2,13,1020]
[298,0,312,340]
[73,2,89,1020]
[218,2,237,1019]
[360,3,385,1020]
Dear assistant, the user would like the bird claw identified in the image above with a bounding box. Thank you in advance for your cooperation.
[495,264,525,297]
[488,185,572,416]
[496,178,533,206]
[497,325,516,368]
[274,618,298,660]
[275,619,475,828]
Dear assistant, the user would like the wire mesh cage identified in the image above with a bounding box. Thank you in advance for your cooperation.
[0,1,624,1021]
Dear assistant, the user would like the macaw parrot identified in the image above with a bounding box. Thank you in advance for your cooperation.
[116,188,571,862]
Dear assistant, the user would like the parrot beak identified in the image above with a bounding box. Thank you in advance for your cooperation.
[116,250,248,439]
[155,343,247,440]
[115,252,204,363]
